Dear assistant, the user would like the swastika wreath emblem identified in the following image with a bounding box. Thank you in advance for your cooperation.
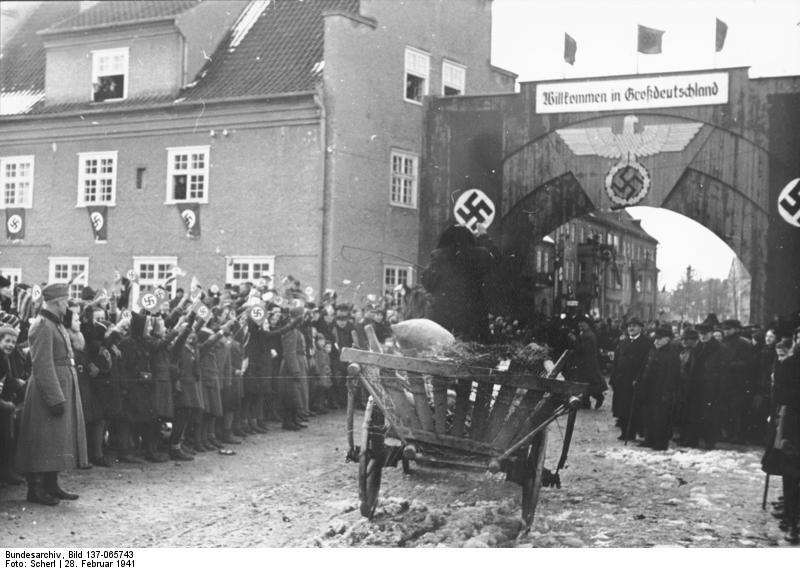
[6,214,22,234]
[604,160,651,207]
[453,188,496,233]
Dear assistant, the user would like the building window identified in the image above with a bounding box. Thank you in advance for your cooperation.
[442,60,466,96]
[384,264,413,296]
[225,256,275,287]
[166,146,209,203]
[0,267,21,288]
[48,257,88,300]
[0,156,34,209]
[134,257,177,295]
[136,167,146,190]
[77,151,117,206]
[92,47,128,102]
[390,150,418,208]
[404,47,430,103]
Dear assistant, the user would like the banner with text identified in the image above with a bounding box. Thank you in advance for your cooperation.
[535,71,729,114]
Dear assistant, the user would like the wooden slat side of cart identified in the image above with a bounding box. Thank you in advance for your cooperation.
[342,326,588,524]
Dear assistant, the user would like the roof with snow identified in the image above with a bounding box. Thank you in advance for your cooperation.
[39,1,202,34]
[0,1,81,94]
[0,0,361,116]
[182,0,359,100]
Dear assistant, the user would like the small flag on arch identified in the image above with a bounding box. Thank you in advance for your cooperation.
[564,33,577,65]
[637,24,664,54]
[715,18,727,52]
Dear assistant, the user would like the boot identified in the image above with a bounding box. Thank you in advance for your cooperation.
[169,445,195,461]
[90,455,115,468]
[220,430,242,445]
[250,419,268,434]
[26,474,59,506]
[207,434,225,449]
[43,472,79,500]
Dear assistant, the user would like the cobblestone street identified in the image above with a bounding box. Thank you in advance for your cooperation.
[1,395,791,548]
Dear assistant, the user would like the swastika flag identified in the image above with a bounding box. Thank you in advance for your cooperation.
[6,208,25,240]
[87,205,108,241]
[177,203,201,238]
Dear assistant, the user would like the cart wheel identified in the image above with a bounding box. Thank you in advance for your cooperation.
[359,453,383,518]
[358,399,385,519]
[521,428,548,526]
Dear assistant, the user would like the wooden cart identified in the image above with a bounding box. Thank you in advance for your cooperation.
[342,327,587,525]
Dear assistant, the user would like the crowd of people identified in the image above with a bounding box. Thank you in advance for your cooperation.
[0,272,401,507]
[0,234,797,544]
[558,310,800,544]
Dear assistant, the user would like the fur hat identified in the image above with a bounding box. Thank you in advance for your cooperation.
[626,317,644,327]
[720,319,742,330]
[695,323,713,334]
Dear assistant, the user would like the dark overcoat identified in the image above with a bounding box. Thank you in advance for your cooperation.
[640,342,681,447]
[610,334,652,420]
[174,343,204,411]
[686,338,725,427]
[279,328,308,414]
[421,241,496,342]
[15,310,88,472]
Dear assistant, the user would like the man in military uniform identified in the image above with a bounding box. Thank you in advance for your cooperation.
[15,283,88,505]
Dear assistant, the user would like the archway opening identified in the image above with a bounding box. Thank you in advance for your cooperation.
[512,205,750,326]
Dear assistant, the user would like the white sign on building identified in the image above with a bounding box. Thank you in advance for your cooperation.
[535,71,729,114]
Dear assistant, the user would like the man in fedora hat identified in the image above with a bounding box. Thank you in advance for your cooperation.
[719,318,755,443]
[683,322,725,449]
[639,325,681,450]
[15,283,88,505]
[610,317,652,441]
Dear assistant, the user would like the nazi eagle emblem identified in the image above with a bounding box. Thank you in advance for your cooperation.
[556,115,703,206]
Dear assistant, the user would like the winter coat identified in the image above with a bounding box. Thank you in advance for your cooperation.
[762,352,800,477]
[640,342,681,447]
[610,334,652,419]
[174,343,204,411]
[118,334,156,422]
[147,328,185,419]
[572,328,604,393]
[280,329,308,381]
[686,338,725,425]
[15,310,88,473]
[199,335,223,417]
[421,238,497,342]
